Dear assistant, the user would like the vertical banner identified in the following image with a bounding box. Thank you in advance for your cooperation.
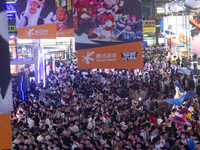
[0,0,13,149]
[55,0,74,37]
[0,0,13,114]
[16,0,57,39]
[74,0,143,69]
[0,113,12,149]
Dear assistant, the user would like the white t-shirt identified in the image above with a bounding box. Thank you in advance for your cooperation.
[181,139,187,145]
[157,118,163,126]
[82,72,88,79]
[72,143,79,150]
[155,143,164,150]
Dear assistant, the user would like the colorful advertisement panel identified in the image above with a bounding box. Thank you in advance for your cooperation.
[74,0,143,69]
[55,0,74,37]
[77,42,143,69]
[190,17,200,54]
[16,0,74,38]
[16,0,56,28]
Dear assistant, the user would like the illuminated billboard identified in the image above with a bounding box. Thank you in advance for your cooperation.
[75,0,143,69]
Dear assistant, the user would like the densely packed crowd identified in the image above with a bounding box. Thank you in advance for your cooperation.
[11,47,200,150]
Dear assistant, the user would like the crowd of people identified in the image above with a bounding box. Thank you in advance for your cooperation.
[11,47,200,150]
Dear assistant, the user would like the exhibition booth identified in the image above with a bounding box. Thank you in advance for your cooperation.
[161,15,193,58]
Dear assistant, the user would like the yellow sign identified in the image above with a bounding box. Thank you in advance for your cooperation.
[8,25,17,32]
[143,27,156,33]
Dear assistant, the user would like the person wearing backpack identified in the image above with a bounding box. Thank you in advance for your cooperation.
[72,136,79,150]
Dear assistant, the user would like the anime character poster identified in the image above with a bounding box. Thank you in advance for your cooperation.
[55,0,74,37]
[16,0,56,28]
[74,0,143,50]
[16,0,57,39]
[75,0,143,69]
[55,0,73,31]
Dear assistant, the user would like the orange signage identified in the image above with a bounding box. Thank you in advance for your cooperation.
[18,23,74,39]
[0,113,12,149]
[56,28,74,37]
[18,23,56,39]
[77,42,143,69]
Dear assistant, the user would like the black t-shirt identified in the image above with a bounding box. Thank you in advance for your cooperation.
[33,115,39,125]
[168,60,171,66]
[56,127,63,137]
[62,136,71,147]
[168,138,175,147]
[141,143,146,150]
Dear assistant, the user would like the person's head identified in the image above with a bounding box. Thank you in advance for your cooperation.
[51,130,56,137]
[178,142,184,149]
[151,126,158,135]
[19,142,25,150]
[126,139,132,146]
[85,139,91,146]
[143,123,150,131]
[192,132,199,141]
[149,142,155,149]
[137,135,143,143]
[113,139,119,146]
[23,129,28,136]
[29,144,35,150]
[41,143,48,149]
[15,132,21,139]
[175,137,181,145]
[69,121,74,127]
[153,137,160,145]
[184,125,188,131]
[128,120,133,126]
[135,142,141,149]
[73,136,78,143]
[184,145,190,150]
[181,132,185,139]
[160,132,166,139]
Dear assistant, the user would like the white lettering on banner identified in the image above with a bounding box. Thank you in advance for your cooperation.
[96,53,117,62]
[112,53,116,58]
[26,28,34,37]
[121,51,138,61]
[35,29,48,36]
[96,54,101,59]
[82,52,118,64]
[102,53,106,59]
[107,53,111,59]
[96,59,107,62]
